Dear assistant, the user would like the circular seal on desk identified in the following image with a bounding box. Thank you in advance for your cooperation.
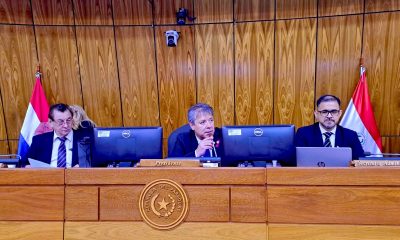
[139,179,189,230]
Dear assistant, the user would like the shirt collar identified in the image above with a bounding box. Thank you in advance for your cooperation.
[53,130,73,142]
[319,124,337,135]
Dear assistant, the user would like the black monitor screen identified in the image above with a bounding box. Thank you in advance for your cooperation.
[222,125,296,166]
[92,127,162,167]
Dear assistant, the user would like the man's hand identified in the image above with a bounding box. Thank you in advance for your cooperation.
[195,136,214,157]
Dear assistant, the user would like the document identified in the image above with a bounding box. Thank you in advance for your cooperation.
[28,158,51,168]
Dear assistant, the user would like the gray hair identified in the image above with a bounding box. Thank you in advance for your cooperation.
[188,103,214,124]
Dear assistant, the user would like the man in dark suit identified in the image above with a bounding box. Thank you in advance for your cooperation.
[168,103,224,160]
[295,95,365,160]
[23,103,79,167]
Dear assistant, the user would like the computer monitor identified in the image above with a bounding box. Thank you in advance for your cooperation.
[92,127,162,167]
[222,125,296,167]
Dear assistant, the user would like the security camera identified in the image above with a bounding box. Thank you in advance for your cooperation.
[165,30,179,47]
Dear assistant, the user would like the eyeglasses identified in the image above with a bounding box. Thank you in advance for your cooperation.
[53,118,72,126]
[318,109,340,117]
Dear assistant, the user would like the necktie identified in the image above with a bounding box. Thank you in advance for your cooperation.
[323,132,333,147]
[57,137,67,168]
[203,149,212,157]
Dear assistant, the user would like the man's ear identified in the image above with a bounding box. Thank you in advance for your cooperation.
[189,122,195,130]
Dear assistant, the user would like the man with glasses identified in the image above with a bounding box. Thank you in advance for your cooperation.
[295,95,365,160]
[23,103,79,168]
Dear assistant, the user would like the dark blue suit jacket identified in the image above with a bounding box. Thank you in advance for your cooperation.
[168,127,225,163]
[23,131,79,167]
[295,123,365,160]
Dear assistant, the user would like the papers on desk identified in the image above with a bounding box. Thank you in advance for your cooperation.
[28,158,51,168]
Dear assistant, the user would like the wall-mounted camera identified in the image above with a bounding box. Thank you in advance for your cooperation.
[165,30,180,47]
[176,8,195,25]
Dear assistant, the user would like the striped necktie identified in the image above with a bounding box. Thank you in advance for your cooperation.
[57,137,67,168]
[323,132,333,147]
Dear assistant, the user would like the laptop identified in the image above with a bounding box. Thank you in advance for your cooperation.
[296,147,352,167]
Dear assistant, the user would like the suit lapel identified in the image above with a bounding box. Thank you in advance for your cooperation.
[313,123,324,147]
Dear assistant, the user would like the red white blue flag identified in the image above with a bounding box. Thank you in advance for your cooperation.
[340,65,383,155]
[17,69,50,160]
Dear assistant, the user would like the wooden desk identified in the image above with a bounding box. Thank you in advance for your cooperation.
[1,168,400,240]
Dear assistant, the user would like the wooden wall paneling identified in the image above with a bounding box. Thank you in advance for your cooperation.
[0,96,7,140]
[235,22,274,125]
[31,0,74,25]
[115,26,159,126]
[365,0,400,12]
[268,224,400,240]
[65,222,267,240]
[0,186,64,220]
[319,0,363,16]
[0,25,37,139]
[76,26,122,127]
[382,136,400,153]
[194,0,233,23]
[316,15,362,111]
[0,0,32,24]
[274,19,316,127]
[268,186,400,225]
[0,222,63,240]
[363,12,400,136]
[0,141,9,154]
[234,0,274,22]
[154,0,194,25]
[100,186,142,220]
[65,186,99,220]
[276,0,317,19]
[185,186,229,222]
[196,24,234,126]
[36,26,82,105]
[231,186,266,223]
[113,0,153,25]
[155,26,195,137]
[8,140,17,155]
[73,0,113,25]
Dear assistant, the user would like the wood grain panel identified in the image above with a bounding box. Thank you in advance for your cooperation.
[231,186,266,223]
[276,0,317,19]
[0,168,64,185]
[365,0,400,12]
[363,12,400,136]
[73,0,113,25]
[0,99,7,140]
[235,0,274,22]
[185,186,229,222]
[275,19,316,126]
[115,26,159,126]
[268,186,400,224]
[196,24,234,126]
[156,26,195,137]
[268,224,400,240]
[36,26,82,105]
[8,140,17,156]
[76,26,122,127]
[382,136,400,153]
[235,22,274,125]
[99,186,142,220]
[0,141,9,154]
[65,168,266,185]
[65,222,267,240]
[0,25,37,139]
[194,0,233,23]
[65,186,98,220]
[0,221,63,240]
[319,0,363,16]
[316,15,362,111]
[113,0,152,25]
[0,186,64,220]
[267,168,400,186]
[0,0,32,24]
[31,0,74,25]
[154,0,194,25]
